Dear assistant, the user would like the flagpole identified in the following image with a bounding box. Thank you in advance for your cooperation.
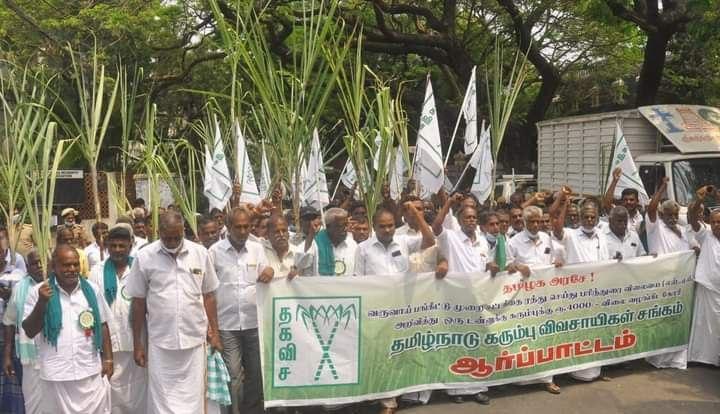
[443,109,464,168]
[452,153,475,193]
[444,66,476,168]
[331,160,349,201]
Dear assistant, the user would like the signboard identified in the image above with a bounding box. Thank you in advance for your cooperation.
[639,105,720,153]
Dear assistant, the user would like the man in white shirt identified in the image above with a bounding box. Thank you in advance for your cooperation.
[552,187,610,382]
[508,207,525,238]
[604,167,645,233]
[503,206,562,393]
[605,206,646,260]
[264,215,299,276]
[209,208,274,414]
[432,194,493,404]
[23,244,113,413]
[3,250,44,413]
[350,215,371,243]
[298,208,357,276]
[687,186,720,366]
[126,211,222,414]
[354,206,434,414]
[354,206,434,277]
[644,177,692,370]
[85,222,109,269]
[197,214,221,249]
[289,207,321,248]
[90,224,147,413]
[0,226,26,274]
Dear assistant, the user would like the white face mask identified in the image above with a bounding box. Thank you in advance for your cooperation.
[161,240,183,255]
[64,219,74,226]
[581,226,595,235]
[525,229,539,240]
[486,233,497,244]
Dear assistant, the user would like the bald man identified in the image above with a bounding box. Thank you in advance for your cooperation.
[126,212,221,413]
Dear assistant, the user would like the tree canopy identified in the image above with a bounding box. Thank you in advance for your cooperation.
[1,0,718,171]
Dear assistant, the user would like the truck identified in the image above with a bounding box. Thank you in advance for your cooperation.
[536,105,720,222]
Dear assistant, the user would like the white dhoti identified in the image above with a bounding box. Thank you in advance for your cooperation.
[41,374,111,414]
[147,343,205,414]
[110,351,148,413]
[446,385,488,396]
[515,375,554,385]
[400,391,432,404]
[22,364,42,413]
[688,284,720,366]
[646,350,687,369]
[569,367,602,382]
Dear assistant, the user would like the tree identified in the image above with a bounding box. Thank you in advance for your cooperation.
[603,0,693,106]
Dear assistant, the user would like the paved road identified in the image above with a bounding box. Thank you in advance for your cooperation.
[399,362,719,414]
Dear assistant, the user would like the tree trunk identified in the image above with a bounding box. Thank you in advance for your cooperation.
[635,31,672,106]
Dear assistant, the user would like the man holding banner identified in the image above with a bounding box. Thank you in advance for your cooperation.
[432,193,492,404]
[506,205,560,394]
[552,187,610,382]
[354,205,434,413]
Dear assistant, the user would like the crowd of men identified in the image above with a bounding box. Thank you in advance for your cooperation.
[0,165,718,414]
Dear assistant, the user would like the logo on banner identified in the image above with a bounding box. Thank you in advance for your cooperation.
[272,297,361,387]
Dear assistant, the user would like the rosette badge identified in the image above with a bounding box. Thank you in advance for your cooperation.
[78,310,95,337]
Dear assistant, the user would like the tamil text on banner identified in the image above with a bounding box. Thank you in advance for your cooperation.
[257,251,696,407]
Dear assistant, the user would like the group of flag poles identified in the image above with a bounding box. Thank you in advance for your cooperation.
[203,66,648,216]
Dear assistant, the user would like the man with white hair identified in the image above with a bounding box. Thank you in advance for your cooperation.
[506,205,560,393]
[551,187,610,382]
[645,177,692,369]
[687,185,720,366]
[298,208,357,276]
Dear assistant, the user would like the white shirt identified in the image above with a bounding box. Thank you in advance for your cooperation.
[24,280,110,381]
[555,227,610,265]
[0,269,24,325]
[354,235,422,276]
[437,228,489,273]
[297,234,358,276]
[131,236,148,256]
[209,238,269,331]
[692,227,720,293]
[89,260,133,353]
[646,217,691,255]
[3,275,39,368]
[263,241,300,276]
[3,250,26,274]
[604,228,646,260]
[84,242,109,269]
[507,230,554,266]
[442,212,461,231]
[628,210,644,233]
[125,240,219,350]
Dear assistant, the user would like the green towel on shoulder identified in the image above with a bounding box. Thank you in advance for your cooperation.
[314,229,335,276]
[495,234,507,272]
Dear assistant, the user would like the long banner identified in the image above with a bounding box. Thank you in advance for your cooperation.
[257,251,696,407]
